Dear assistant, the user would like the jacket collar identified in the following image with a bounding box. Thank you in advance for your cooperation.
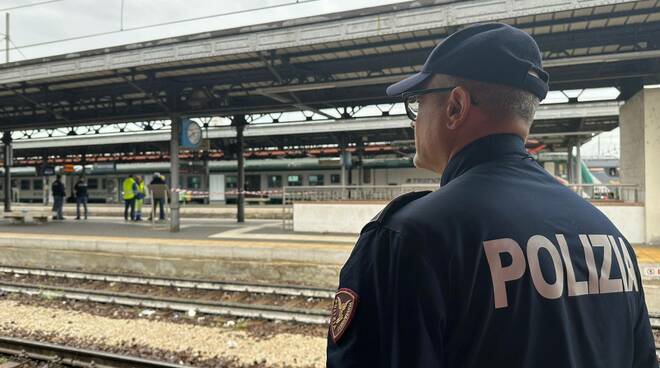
[440,134,528,186]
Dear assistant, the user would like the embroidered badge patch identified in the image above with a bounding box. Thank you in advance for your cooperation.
[330,288,358,343]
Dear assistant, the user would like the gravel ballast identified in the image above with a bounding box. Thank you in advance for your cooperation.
[0,299,326,367]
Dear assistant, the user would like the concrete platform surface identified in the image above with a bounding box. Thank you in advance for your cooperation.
[12,203,285,219]
[1,216,660,292]
[0,217,353,288]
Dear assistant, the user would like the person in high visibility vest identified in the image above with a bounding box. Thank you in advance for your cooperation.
[134,176,146,221]
[122,174,138,221]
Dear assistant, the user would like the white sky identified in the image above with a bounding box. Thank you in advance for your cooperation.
[0,0,405,61]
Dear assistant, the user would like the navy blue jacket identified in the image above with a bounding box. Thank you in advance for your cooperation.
[327,134,656,368]
[51,180,65,198]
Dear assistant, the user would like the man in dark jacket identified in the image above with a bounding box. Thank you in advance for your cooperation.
[74,176,88,220]
[51,174,65,220]
[148,172,167,221]
[327,23,656,368]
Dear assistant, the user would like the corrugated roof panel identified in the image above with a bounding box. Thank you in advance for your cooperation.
[419,40,437,48]
[532,25,552,35]
[634,0,658,9]
[587,19,608,28]
[613,1,636,12]
[535,13,554,22]
[554,10,574,20]
[607,16,628,26]
[603,44,619,53]
[550,23,569,33]
[514,15,535,24]
[624,14,649,24]
[647,12,660,22]
[593,5,615,15]
[569,21,589,31]
[572,47,589,56]
[572,8,593,17]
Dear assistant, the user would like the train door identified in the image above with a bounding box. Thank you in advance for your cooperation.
[105,177,119,203]
[209,174,225,203]
[245,175,261,194]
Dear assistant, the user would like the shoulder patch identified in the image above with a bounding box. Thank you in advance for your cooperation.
[329,288,359,344]
[361,190,432,234]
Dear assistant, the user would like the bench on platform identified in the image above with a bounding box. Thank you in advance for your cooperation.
[3,210,50,224]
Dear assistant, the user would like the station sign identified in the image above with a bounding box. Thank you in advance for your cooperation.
[39,166,55,176]
[92,162,117,174]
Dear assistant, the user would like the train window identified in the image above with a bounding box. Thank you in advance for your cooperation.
[33,180,43,190]
[287,175,302,186]
[608,168,619,177]
[226,176,237,189]
[187,176,202,189]
[331,174,341,184]
[268,175,282,188]
[88,178,99,190]
[20,179,30,190]
[362,168,371,184]
[308,174,324,186]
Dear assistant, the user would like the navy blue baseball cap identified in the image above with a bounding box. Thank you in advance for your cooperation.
[386,22,549,100]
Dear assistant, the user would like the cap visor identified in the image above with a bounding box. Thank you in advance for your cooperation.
[386,72,431,96]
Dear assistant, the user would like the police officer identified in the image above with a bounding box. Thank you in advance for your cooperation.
[74,175,88,220]
[327,23,656,368]
[51,174,66,220]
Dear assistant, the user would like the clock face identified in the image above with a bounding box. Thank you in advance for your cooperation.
[187,121,202,145]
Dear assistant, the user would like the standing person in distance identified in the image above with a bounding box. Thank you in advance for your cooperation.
[148,172,167,221]
[51,174,66,220]
[74,175,89,220]
[122,174,138,221]
[134,175,146,221]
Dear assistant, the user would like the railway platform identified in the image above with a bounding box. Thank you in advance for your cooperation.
[1,212,660,302]
[0,215,354,289]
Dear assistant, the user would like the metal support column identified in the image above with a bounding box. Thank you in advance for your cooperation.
[575,138,582,185]
[233,115,246,223]
[566,143,574,184]
[2,131,11,212]
[340,147,347,200]
[169,115,181,232]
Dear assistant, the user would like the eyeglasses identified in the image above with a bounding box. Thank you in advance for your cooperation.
[403,86,480,122]
[402,87,456,122]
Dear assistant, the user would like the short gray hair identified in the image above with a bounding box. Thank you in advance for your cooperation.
[446,76,540,123]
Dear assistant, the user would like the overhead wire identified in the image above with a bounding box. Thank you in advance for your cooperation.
[0,0,66,12]
[3,0,320,53]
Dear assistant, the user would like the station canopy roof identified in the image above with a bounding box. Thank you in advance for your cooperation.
[0,0,657,131]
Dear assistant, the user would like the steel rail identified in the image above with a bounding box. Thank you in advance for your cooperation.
[0,280,330,325]
[0,265,335,299]
[0,336,191,368]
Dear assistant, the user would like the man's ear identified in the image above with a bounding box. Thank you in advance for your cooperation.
[445,87,472,130]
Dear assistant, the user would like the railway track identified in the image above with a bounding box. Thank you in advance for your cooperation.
[0,280,329,324]
[0,265,335,299]
[0,336,190,368]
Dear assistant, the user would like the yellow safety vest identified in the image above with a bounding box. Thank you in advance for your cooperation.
[137,181,145,196]
[122,177,136,200]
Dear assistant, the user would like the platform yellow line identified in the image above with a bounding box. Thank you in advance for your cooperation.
[634,246,660,264]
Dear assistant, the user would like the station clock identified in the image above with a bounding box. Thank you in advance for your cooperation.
[180,119,202,148]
